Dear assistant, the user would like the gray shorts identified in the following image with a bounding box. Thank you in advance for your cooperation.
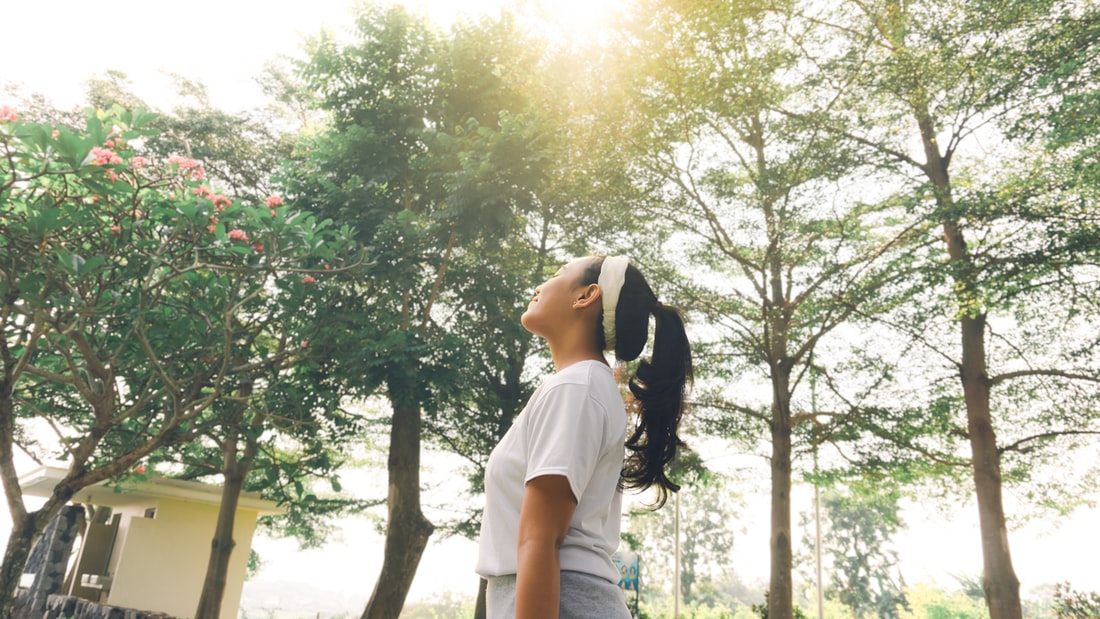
[486,570,632,619]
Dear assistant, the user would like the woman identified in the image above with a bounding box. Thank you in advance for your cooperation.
[476,255,693,618]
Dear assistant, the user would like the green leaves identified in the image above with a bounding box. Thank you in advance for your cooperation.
[0,103,360,510]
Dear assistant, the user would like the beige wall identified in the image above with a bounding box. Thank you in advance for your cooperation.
[107,497,259,619]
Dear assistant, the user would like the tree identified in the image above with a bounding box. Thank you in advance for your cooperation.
[800,484,908,618]
[774,2,1100,617]
[290,4,576,616]
[626,467,740,608]
[590,3,925,617]
[0,104,355,615]
[73,74,375,616]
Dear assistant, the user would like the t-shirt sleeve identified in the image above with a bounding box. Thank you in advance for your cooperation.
[522,382,605,503]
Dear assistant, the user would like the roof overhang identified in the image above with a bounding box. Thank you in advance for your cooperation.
[19,465,287,516]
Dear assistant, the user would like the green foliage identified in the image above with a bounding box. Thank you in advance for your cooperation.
[898,583,990,619]
[752,592,810,619]
[1,104,337,465]
[627,469,742,606]
[399,590,477,619]
[1052,582,1100,619]
[800,482,909,619]
[0,103,357,607]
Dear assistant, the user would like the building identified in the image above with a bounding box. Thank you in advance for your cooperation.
[19,465,284,619]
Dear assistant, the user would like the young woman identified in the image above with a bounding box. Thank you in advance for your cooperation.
[476,255,693,618]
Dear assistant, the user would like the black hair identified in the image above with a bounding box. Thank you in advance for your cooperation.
[581,256,694,508]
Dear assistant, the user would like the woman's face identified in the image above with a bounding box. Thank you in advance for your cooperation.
[520,257,598,338]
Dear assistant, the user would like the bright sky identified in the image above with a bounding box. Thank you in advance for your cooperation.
[1,0,615,112]
[3,0,1099,614]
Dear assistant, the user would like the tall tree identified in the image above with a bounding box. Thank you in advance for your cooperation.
[591,2,924,617]
[291,4,577,616]
[776,2,1100,617]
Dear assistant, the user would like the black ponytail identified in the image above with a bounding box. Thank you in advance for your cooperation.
[582,257,694,508]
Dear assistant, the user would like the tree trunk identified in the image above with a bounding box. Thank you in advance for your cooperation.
[944,222,1022,619]
[195,440,250,619]
[924,98,1021,615]
[0,514,38,616]
[361,399,435,619]
[769,366,794,619]
[0,392,47,615]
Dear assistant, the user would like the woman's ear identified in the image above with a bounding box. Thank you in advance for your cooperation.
[573,284,602,309]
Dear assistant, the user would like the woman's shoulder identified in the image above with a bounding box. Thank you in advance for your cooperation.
[533,361,619,409]
[556,359,612,381]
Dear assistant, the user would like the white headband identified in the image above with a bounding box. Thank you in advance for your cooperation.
[597,256,629,351]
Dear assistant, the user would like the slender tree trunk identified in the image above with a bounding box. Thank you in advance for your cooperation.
[0,391,42,615]
[0,515,37,616]
[944,222,1022,619]
[769,366,794,619]
[195,440,250,619]
[923,101,1021,616]
[361,398,435,619]
[858,5,1026,613]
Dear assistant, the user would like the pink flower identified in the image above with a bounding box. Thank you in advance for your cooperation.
[212,194,232,211]
[51,129,59,140]
[265,195,284,208]
[207,224,217,234]
[0,106,17,123]
[130,155,149,168]
[105,169,119,182]
[301,341,309,349]
[252,241,264,254]
[270,209,278,218]
[168,155,205,180]
[228,229,248,241]
[133,464,146,475]
[192,186,214,199]
[91,146,123,166]
[301,275,317,284]
[110,225,121,234]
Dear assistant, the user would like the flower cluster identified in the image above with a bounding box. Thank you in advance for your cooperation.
[192,186,232,211]
[90,147,123,166]
[0,106,17,123]
[228,229,248,241]
[265,195,284,217]
[167,155,206,180]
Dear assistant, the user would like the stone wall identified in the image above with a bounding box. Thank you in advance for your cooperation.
[16,505,83,616]
[43,594,181,619]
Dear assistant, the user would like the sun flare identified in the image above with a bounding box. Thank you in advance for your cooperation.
[530,0,624,41]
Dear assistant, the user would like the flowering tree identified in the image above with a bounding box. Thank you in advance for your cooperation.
[0,104,356,615]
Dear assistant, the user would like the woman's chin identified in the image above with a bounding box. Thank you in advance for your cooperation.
[520,312,540,335]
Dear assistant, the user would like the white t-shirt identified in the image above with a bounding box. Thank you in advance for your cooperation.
[476,360,627,584]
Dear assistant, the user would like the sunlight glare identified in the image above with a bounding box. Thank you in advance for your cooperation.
[531,0,624,42]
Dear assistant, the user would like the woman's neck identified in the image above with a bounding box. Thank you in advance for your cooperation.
[549,338,607,373]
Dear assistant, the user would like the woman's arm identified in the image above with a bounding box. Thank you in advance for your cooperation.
[515,474,577,619]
